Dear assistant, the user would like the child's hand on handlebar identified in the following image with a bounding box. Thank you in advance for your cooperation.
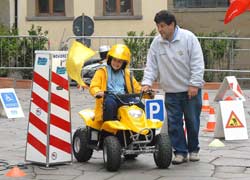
[141,86,156,99]
[141,85,151,92]
[95,91,105,98]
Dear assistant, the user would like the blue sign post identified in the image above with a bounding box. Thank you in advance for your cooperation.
[145,99,165,121]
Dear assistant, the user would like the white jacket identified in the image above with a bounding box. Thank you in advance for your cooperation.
[142,26,204,92]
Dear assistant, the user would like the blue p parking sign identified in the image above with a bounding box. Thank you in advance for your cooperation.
[145,99,165,121]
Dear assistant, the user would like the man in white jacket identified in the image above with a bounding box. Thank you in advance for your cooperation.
[141,10,204,165]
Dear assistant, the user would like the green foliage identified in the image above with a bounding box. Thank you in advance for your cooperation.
[197,31,239,82]
[18,25,48,79]
[0,25,17,76]
[123,29,157,81]
[0,24,48,79]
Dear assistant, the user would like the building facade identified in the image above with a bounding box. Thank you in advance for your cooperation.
[168,0,250,36]
[14,0,167,49]
[2,1,250,47]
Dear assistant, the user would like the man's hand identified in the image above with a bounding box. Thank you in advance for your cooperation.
[141,85,151,92]
[188,86,198,99]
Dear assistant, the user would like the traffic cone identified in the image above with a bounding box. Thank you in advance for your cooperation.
[202,92,210,112]
[203,107,216,132]
[5,166,26,177]
[224,96,234,101]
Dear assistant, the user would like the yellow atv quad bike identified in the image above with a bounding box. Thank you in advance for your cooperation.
[72,91,172,171]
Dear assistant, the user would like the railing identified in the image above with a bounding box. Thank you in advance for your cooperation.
[1,35,250,84]
[65,36,250,83]
[0,35,49,79]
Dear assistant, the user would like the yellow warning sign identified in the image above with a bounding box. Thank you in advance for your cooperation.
[226,111,244,128]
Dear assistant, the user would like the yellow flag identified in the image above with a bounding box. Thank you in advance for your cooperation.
[66,41,96,87]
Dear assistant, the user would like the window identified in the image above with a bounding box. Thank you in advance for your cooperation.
[174,0,229,8]
[104,0,133,16]
[94,0,141,20]
[36,0,65,16]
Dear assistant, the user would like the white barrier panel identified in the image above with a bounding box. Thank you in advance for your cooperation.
[214,76,248,140]
[215,100,248,140]
[214,76,245,101]
[25,51,72,166]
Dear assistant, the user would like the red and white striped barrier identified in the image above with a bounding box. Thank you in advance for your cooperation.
[25,51,72,166]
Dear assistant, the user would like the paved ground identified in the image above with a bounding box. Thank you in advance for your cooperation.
[0,87,250,180]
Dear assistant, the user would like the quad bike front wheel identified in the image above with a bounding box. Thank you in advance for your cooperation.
[153,133,172,168]
[103,136,121,171]
[73,127,93,162]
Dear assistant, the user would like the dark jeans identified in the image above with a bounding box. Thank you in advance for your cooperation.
[165,89,202,157]
[103,94,144,121]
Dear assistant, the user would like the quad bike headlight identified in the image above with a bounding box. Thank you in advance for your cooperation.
[128,109,143,118]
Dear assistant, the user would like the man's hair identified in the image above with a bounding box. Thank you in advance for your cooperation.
[154,10,177,26]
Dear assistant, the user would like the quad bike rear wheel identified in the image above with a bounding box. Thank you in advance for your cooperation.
[153,133,172,168]
[103,136,121,171]
[73,127,93,162]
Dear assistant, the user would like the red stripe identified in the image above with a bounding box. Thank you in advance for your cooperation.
[51,93,69,111]
[52,72,69,90]
[27,133,46,156]
[33,71,49,91]
[29,112,47,134]
[50,135,71,154]
[32,92,48,113]
[237,85,243,95]
[50,114,71,133]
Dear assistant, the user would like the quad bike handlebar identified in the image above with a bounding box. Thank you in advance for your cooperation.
[95,90,156,106]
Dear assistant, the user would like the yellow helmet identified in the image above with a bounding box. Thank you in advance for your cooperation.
[107,44,131,64]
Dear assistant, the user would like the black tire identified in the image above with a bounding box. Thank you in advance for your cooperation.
[153,133,172,169]
[124,154,138,160]
[73,127,93,162]
[103,136,121,171]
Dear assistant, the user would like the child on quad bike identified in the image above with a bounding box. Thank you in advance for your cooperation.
[89,44,144,122]
[73,44,172,172]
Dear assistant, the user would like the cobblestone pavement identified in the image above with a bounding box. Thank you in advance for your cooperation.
[0,87,250,180]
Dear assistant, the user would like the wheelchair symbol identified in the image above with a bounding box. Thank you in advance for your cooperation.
[4,94,13,102]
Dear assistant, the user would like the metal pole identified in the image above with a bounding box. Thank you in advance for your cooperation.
[81,13,85,45]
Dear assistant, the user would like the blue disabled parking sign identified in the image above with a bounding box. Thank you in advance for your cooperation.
[0,88,24,118]
[145,99,165,121]
[1,92,18,108]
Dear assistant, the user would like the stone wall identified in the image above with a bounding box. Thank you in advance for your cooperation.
[0,78,32,89]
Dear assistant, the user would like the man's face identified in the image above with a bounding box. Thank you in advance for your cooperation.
[156,21,175,41]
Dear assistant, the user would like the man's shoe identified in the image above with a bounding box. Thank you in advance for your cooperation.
[189,152,200,161]
[172,154,188,165]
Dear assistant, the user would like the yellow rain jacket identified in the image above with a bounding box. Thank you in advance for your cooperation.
[89,66,141,121]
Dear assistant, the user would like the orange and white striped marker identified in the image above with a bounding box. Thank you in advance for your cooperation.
[202,92,210,112]
[203,107,216,132]
[25,51,72,166]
